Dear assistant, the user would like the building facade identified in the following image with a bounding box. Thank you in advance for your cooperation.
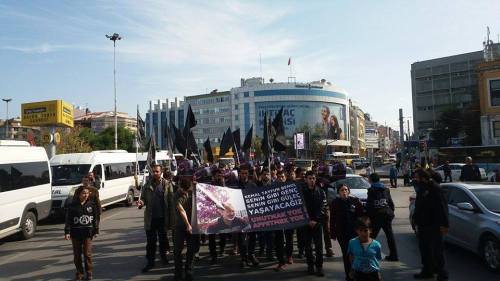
[477,40,500,145]
[0,118,40,142]
[231,77,351,148]
[365,120,379,150]
[411,51,483,136]
[350,101,366,155]
[145,98,185,150]
[74,111,137,134]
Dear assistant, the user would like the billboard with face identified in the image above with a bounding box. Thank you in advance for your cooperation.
[255,101,348,141]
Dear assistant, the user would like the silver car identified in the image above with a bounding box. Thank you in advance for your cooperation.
[410,183,500,272]
[328,174,370,205]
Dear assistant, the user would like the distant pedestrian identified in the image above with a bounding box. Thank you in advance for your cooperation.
[65,186,99,281]
[137,164,175,273]
[389,165,398,188]
[366,173,398,261]
[459,157,481,182]
[330,184,365,281]
[443,161,452,182]
[412,169,449,281]
[365,165,373,177]
[347,216,382,281]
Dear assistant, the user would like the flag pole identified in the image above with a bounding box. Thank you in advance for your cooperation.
[135,104,139,189]
[233,142,241,166]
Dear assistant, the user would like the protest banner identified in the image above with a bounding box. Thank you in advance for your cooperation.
[194,182,309,234]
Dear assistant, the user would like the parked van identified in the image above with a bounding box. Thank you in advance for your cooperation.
[50,151,137,216]
[0,140,52,240]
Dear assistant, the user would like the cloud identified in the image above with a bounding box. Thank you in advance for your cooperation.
[1,43,66,54]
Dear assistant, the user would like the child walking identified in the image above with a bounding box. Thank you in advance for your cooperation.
[347,216,383,281]
[65,186,99,281]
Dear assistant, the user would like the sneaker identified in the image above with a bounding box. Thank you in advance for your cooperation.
[307,265,315,275]
[141,263,154,273]
[287,256,294,264]
[316,267,325,277]
[249,255,260,266]
[274,264,286,272]
[413,272,433,279]
[384,255,399,262]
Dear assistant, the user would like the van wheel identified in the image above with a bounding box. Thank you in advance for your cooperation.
[20,211,37,240]
[482,235,500,272]
[125,190,135,207]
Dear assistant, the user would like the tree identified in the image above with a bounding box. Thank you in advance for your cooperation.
[431,106,481,147]
[91,126,136,152]
[57,126,93,154]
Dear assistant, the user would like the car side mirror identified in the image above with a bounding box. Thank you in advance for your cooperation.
[456,202,475,212]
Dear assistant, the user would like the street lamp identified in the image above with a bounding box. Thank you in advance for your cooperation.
[106,33,122,150]
[2,98,12,139]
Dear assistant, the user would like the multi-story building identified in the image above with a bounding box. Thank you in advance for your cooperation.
[365,120,379,150]
[74,111,137,134]
[187,91,231,146]
[145,98,185,150]
[0,118,40,142]
[411,51,483,136]
[350,100,366,156]
[477,37,500,145]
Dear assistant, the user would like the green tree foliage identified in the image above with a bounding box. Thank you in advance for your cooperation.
[89,126,136,152]
[431,107,481,146]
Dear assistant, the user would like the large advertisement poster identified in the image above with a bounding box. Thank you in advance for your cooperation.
[194,182,309,234]
[255,101,347,141]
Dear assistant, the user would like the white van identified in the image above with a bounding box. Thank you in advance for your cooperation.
[137,150,176,177]
[50,151,137,216]
[0,140,52,240]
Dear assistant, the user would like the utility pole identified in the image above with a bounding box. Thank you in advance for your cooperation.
[106,33,122,150]
[2,98,12,139]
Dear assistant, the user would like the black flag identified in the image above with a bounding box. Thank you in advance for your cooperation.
[171,122,187,153]
[261,113,271,158]
[232,128,241,151]
[137,109,146,149]
[219,127,235,157]
[146,130,156,173]
[187,130,198,155]
[183,104,197,138]
[271,107,286,152]
[242,125,253,152]
[204,137,214,163]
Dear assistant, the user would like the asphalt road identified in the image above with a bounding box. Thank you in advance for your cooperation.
[1,181,498,281]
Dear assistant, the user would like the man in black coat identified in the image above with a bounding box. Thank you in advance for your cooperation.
[412,169,449,281]
[301,171,328,277]
[459,157,481,182]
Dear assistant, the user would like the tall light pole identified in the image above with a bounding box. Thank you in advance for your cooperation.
[106,33,122,150]
[2,98,12,139]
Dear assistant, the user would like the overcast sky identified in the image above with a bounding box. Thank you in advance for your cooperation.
[1,0,499,130]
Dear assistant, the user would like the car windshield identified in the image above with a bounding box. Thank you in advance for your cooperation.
[51,164,91,186]
[331,177,370,189]
[470,189,500,213]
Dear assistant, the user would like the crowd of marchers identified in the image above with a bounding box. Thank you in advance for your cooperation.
[63,159,452,281]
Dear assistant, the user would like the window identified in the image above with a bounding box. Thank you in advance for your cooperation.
[493,121,500,138]
[244,92,249,98]
[104,162,135,180]
[448,187,475,208]
[489,79,500,106]
[235,104,239,110]
[0,161,50,192]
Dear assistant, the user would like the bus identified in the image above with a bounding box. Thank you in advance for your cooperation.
[50,151,138,216]
[437,145,500,173]
[327,152,360,165]
[0,141,52,240]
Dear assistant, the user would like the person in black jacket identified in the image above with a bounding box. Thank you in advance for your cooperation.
[459,157,481,182]
[330,183,364,281]
[365,173,399,261]
[65,186,99,281]
[301,171,328,277]
[412,169,449,281]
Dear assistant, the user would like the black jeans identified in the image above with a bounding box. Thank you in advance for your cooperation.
[302,223,324,267]
[323,210,333,252]
[209,233,227,258]
[174,226,198,277]
[338,234,356,280]
[354,271,381,281]
[146,218,167,264]
[370,215,398,259]
[417,226,448,278]
[390,177,397,188]
[258,231,273,256]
